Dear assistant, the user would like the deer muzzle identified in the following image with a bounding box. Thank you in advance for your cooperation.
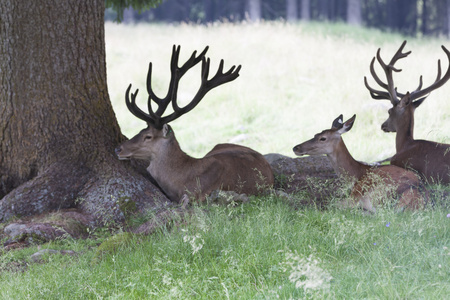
[115,147,130,160]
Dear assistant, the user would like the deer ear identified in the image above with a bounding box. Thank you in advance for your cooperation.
[331,114,344,129]
[399,92,412,108]
[338,114,356,134]
[162,124,171,137]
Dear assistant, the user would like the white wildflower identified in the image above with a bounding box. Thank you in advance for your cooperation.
[183,233,205,254]
[281,250,332,293]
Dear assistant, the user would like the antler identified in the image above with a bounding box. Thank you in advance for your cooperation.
[409,45,450,101]
[125,45,241,129]
[364,40,450,105]
[364,40,410,105]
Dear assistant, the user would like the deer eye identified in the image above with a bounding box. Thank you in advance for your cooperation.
[144,135,152,141]
[319,137,326,141]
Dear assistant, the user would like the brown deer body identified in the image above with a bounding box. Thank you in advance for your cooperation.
[293,115,423,212]
[115,46,274,204]
[365,41,450,184]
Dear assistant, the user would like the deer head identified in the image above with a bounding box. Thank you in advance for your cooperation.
[115,45,241,161]
[293,114,356,156]
[364,41,450,133]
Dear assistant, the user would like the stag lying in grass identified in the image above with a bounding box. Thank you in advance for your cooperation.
[115,45,274,205]
[293,115,424,212]
[364,40,450,184]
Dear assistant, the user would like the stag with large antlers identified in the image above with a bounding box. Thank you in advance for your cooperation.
[293,115,424,212]
[365,41,450,184]
[115,46,274,205]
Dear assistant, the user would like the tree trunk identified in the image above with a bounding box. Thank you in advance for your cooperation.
[318,0,328,21]
[203,0,215,23]
[300,0,310,21]
[246,0,261,22]
[286,0,298,22]
[0,0,170,224]
[447,0,450,38]
[347,0,362,26]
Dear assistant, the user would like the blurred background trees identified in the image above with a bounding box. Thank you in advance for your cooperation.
[106,0,450,37]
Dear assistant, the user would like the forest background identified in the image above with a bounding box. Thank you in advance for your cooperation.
[109,0,450,38]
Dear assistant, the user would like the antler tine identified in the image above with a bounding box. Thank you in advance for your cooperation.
[408,75,423,96]
[370,55,388,90]
[125,45,239,128]
[365,41,411,105]
[162,56,241,124]
[202,58,241,91]
[177,45,209,77]
[364,76,391,100]
[410,45,450,101]
[125,84,156,127]
[387,40,411,70]
[146,62,163,106]
[140,45,210,129]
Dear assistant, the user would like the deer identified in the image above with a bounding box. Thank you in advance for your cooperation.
[115,45,274,206]
[293,114,424,212]
[364,40,450,184]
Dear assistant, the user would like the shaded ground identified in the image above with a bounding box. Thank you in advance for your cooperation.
[265,154,342,209]
[0,155,340,249]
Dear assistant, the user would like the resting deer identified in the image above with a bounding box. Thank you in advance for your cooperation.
[115,45,274,205]
[293,114,423,212]
[364,40,450,184]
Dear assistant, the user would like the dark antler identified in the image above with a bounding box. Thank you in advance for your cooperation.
[364,40,450,105]
[408,45,450,101]
[125,45,241,129]
[364,40,410,105]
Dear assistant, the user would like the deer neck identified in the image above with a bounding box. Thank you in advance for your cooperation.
[147,135,196,200]
[395,110,415,152]
[149,136,195,171]
[327,139,369,180]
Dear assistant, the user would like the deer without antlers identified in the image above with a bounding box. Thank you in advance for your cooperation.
[115,45,274,205]
[365,41,450,184]
[293,115,424,212]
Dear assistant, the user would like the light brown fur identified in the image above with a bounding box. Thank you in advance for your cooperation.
[293,115,424,212]
[116,125,274,203]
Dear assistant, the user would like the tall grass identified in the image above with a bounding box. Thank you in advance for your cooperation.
[106,21,450,161]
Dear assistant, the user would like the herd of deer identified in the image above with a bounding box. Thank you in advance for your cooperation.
[115,41,450,212]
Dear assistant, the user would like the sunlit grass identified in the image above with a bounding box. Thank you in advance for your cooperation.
[105,21,450,162]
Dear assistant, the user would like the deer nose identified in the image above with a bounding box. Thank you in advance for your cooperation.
[115,147,122,156]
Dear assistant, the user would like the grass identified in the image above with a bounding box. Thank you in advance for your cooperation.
[0,195,448,299]
[1,21,450,299]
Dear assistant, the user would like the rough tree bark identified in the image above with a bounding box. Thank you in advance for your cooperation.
[0,0,170,224]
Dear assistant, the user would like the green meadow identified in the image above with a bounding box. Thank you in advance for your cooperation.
[0,21,449,299]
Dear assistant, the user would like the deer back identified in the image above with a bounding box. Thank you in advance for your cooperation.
[189,143,274,199]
